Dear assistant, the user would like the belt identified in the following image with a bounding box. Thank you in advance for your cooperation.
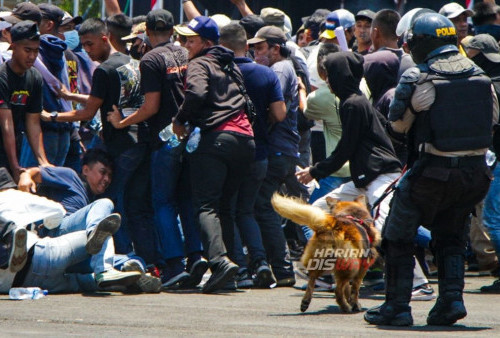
[422,154,485,168]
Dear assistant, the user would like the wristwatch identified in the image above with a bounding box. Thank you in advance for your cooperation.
[50,111,58,122]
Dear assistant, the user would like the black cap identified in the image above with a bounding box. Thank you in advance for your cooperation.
[61,11,83,27]
[355,10,376,22]
[247,25,287,45]
[38,3,64,26]
[3,2,42,25]
[239,15,265,38]
[11,20,39,42]
[0,168,16,190]
[146,9,174,31]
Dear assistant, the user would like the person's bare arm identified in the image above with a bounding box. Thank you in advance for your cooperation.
[0,109,22,181]
[229,0,254,17]
[269,101,286,123]
[25,113,49,166]
[18,166,41,193]
[105,0,121,15]
[58,85,89,105]
[41,96,103,123]
[183,0,202,21]
[107,92,161,129]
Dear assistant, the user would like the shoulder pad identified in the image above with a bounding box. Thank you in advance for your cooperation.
[399,67,421,84]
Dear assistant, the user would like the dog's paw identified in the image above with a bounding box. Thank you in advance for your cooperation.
[351,302,362,312]
[339,304,352,313]
[300,299,310,312]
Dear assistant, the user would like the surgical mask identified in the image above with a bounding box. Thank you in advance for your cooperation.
[63,30,80,50]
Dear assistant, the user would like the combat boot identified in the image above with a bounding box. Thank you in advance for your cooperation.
[427,248,467,325]
[364,246,415,326]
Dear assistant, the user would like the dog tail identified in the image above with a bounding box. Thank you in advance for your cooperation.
[271,193,331,232]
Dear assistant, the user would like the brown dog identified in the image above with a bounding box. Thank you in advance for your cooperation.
[271,193,380,313]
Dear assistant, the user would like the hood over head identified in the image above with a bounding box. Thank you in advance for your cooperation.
[363,50,399,104]
[325,51,364,100]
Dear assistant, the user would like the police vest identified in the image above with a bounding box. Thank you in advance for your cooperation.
[415,71,493,152]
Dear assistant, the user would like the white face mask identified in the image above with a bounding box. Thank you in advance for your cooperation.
[254,55,270,66]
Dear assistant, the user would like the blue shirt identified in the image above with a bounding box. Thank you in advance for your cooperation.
[235,57,284,161]
[269,59,300,158]
[38,166,89,215]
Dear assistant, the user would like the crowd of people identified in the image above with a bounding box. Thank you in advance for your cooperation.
[0,0,499,327]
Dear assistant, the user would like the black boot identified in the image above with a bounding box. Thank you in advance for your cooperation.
[365,241,414,326]
[427,247,467,326]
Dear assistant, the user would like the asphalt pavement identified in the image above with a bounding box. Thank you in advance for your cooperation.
[1,273,499,337]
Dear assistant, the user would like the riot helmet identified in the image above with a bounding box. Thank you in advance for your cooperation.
[407,13,458,64]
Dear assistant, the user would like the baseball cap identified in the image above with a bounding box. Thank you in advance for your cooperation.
[11,20,39,42]
[146,9,174,31]
[3,2,41,25]
[61,11,83,26]
[122,22,146,41]
[260,7,290,33]
[173,16,219,43]
[326,9,355,29]
[239,14,265,38]
[462,33,500,63]
[355,10,376,22]
[0,168,16,190]
[38,3,64,26]
[319,29,336,40]
[210,14,231,29]
[247,25,287,45]
[439,2,473,19]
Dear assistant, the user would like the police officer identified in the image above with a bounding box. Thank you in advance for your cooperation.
[364,13,498,326]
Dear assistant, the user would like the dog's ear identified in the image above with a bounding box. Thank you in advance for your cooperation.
[325,197,339,209]
[354,194,368,207]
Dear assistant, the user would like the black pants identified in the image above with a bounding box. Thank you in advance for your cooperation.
[255,153,297,279]
[190,131,255,267]
[383,156,492,253]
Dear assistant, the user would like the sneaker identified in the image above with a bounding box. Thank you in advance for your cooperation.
[9,227,27,273]
[411,284,436,301]
[161,271,190,290]
[86,214,121,255]
[480,279,500,293]
[235,268,254,289]
[95,268,141,288]
[122,260,161,293]
[180,258,209,289]
[274,276,296,288]
[202,257,238,294]
[223,278,237,290]
[253,260,275,288]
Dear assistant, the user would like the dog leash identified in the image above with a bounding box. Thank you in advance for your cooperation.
[371,165,408,222]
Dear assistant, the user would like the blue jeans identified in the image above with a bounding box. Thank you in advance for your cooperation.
[303,175,351,240]
[483,163,500,264]
[21,231,148,294]
[106,143,157,264]
[23,231,98,293]
[46,199,115,274]
[20,130,70,167]
[231,159,268,268]
[151,142,202,263]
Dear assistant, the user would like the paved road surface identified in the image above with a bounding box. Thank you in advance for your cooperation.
[1,274,499,337]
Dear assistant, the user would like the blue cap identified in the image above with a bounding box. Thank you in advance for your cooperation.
[176,16,219,43]
[326,9,355,29]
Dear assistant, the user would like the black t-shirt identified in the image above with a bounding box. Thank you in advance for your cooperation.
[90,52,147,157]
[0,62,42,151]
[140,43,187,148]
